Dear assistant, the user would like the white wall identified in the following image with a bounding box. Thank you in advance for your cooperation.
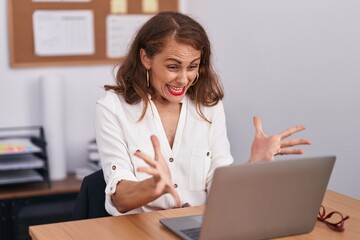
[1,1,359,199]
[187,0,360,199]
[0,1,115,171]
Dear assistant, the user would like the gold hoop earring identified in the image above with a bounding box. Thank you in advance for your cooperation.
[191,73,199,86]
[146,70,150,88]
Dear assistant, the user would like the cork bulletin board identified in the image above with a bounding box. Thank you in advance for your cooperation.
[8,0,178,68]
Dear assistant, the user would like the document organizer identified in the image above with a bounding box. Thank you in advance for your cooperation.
[0,126,51,188]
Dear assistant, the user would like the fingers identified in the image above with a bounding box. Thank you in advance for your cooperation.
[160,187,181,208]
[276,148,304,156]
[253,116,308,142]
[253,116,264,137]
[277,127,311,156]
[135,135,180,208]
[169,187,181,208]
[279,125,306,140]
[134,135,164,166]
[137,166,159,177]
[153,180,181,208]
[150,135,160,152]
[250,117,311,160]
[150,135,163,161]
[134,150,156,168]
[275,138,311,157]
[280,138,312,148]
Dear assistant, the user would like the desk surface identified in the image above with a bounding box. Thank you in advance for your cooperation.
[30,190,360,240]
[0,174,81,200]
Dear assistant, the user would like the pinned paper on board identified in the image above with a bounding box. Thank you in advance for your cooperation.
[142,0,159,13]
[32,0,92,2]
[110,0,127,14]
[9,0,178,67]
[33,10,95,56]
[106,15,151,58]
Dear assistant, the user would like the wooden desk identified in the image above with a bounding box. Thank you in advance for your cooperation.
[29,190,360,240]
[0,175,81,240]
[0,174,81,200]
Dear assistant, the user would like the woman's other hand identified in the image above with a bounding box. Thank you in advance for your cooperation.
[135,135,181,208]
[249,116,311,162]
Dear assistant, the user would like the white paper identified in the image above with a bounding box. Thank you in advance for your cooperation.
[142,0,159,13]
[0,170,43,185]
[74,166,95,180]
[106,15,151,58]
[87,140,98,151]
[0,155,45,170]
[110,0,128,14]
[40,74,67,180]
[88,151,100,161]
[33,10,95,56]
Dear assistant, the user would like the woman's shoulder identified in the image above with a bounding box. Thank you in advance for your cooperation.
[187,97,225,121]
[198,99,225,114]
[97,90,143,114]
[97,91,126,110]
[97,90,125,104]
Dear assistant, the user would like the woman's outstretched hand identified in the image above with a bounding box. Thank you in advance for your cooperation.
[134,135,181,208]
[249,116,311,162]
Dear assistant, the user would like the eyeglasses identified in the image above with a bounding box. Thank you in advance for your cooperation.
[317,205,350,232]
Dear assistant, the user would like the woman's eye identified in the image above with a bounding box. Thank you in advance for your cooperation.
[188,65,198,70]
[168,65,178,70]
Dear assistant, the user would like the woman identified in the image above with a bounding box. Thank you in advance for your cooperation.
[95,11,311,215]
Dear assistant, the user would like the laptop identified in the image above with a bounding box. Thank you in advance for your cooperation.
[160,156,335,240]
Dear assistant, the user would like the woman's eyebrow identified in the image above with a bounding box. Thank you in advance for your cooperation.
[165,58,182,64]
[165,57,201,64]
[190,58,201,63]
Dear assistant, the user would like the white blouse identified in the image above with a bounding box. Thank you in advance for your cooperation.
[95,91,233,215]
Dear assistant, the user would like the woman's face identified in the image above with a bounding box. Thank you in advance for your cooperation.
[141,38,201,104]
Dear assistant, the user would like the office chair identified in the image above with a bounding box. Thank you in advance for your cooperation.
[73,169,111,220]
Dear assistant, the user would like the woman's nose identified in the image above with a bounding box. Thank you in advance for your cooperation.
[176,70,191,85]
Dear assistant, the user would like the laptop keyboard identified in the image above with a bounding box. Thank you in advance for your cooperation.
[180,227,200,240]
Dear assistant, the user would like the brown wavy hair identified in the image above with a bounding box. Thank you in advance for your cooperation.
[105,11,224,122]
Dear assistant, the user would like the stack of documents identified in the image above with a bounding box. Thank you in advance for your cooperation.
[74,139,101,180]
[87,139,101,170]
[0,155,44,170]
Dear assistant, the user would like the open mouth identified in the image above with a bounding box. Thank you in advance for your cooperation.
[166,85,186,96]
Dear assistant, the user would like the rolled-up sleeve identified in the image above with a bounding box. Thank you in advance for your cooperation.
[95,100,139,215]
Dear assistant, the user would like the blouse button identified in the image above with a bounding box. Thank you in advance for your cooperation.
[112,165,116,170]
[169,158,174,162]
[174,184,178,188]
[206,152,210,156]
